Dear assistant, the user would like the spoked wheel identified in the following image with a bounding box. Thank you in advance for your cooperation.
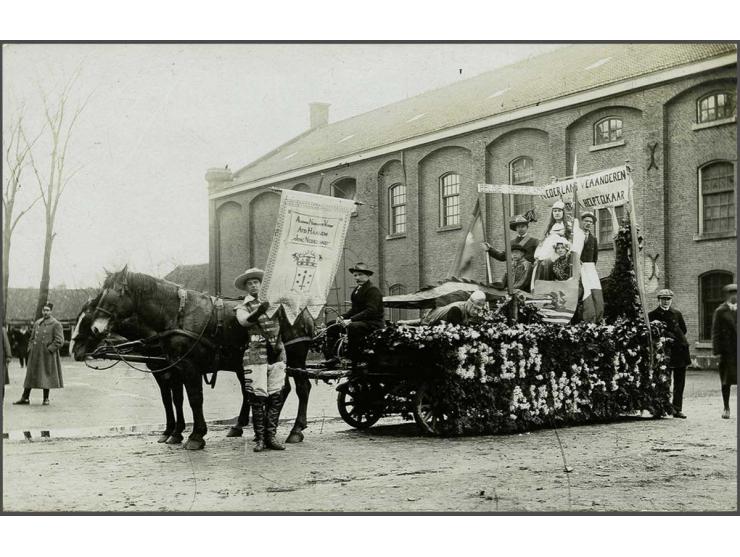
[337,380,383,429]
[412,384,452,435]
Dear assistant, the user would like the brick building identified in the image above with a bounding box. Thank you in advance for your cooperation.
[206,43,737,357]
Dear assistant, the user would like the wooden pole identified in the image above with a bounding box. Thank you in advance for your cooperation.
[501,192,517,321]
[626,165,655,370]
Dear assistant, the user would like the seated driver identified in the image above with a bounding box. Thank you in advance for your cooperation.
[337,262,385,362]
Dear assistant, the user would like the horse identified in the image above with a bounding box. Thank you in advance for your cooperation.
[85,266,316,449]
[70,293,189,444]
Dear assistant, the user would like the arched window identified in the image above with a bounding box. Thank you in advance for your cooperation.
[387,284,407,322]
[699,161,735,235]
[509,157,534,216]
[331,178,356,201]
[439,173,461,227]
[389,183,407,235]
[699,271,734,340]
[697,91,736,123]
[594,117,623,145]
[293,183,310,192]
[597,205,626,247]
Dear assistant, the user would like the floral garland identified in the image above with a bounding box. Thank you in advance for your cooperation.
[361,222,672,435]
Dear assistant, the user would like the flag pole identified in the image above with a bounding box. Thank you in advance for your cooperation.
[501,192,517,321]
[625,163,655,370]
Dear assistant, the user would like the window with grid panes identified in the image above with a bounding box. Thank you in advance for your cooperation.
[597,205,626,246]
[387,284,407,322]
[594,117,623,145]
[509,157,535,216]
[698,92,736,123]
[700,162,735,235]
[389,183,406,235]
[440,173,460,226]
[700,271,734,340]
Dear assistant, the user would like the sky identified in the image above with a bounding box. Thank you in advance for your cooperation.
[2,43,561,289]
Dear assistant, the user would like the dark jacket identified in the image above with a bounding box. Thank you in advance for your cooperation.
[649,306,691,368]
[342,280,384,326]
[712,302,737,361]
[580,233,598,264]
[488,235,538,264]
[501,259,533,292]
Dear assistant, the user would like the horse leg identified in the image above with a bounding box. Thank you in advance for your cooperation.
[182,362,207,450]
[285,341,311,444]
[154,372,175,443]
[166,374,186,445]
[227,370,251,438]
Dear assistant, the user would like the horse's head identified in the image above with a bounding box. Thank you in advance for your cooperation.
[90,265,135,336]
[70,292,104,361]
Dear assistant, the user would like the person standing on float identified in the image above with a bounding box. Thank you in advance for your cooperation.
[579,211,603,322]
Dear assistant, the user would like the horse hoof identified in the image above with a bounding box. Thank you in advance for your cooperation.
[157,434,170,443]
[285,431,304,444]
[184,438,205,450]
[166,434,183,445]
[226,427,244,438]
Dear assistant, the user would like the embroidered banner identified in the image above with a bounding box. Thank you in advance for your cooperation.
[539,165,631,209]
[260,189,356,324]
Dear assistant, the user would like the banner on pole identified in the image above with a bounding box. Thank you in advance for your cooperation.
[540,165,630,209]
[449,199,490,281]
[260,189,356,324]
[478,183,545,196]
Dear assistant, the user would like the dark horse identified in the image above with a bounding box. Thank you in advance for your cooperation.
[83,266,316,449]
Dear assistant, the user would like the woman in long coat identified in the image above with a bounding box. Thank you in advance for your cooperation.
[13,302,64,405]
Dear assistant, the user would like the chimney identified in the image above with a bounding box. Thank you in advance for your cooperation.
[309,102,330,129]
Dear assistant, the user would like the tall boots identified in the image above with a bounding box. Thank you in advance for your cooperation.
[250,395,267,452]
[265,393,286,451]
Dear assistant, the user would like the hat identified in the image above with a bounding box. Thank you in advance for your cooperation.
[509,215,530,231]
[348,262,374,276]
[552,201,565,210]
[43,302,54,310]
[510,244,528,254]
[581,211,597,223]
[657,289,674,299]
[553,237,571,248]
[234,268,264,291]
[723,283,737,293]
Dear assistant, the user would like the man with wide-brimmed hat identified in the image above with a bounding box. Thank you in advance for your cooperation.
[233,267,287,452]
[482,214,538,265]
[337,262,384,363]
[712,283,737,419]
[649,289,691,418]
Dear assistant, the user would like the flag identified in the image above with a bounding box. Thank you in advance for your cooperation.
[449,199,491,282]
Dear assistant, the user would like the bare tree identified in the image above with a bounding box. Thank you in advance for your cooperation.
[2,110,43,322]
[24,72,91,320]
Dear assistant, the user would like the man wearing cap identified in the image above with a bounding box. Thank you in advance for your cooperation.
[649,289,691,418]
[399,290,488,327]
[712,283,737,419]
[13,302,64,406]
[337,263,384,363]
[233,268,287,452]
[498,244,533,292]
[579,211,603,322]
[482,214,538,265]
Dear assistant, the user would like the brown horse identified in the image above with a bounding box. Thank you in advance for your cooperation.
[87,266,315,449]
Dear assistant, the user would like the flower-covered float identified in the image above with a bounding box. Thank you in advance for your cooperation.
[336,222,674,435]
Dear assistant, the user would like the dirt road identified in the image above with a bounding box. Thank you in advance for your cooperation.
[3,371,737,512]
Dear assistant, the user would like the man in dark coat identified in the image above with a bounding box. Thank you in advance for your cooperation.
[579,211,603,322]
[338,262,384,362]
[712,283,737,419]
[649,289,691,418]
[13,302,64,405]
[482,214,538,265]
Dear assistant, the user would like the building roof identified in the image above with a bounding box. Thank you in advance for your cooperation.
[5,288,98,324]
[226,43,736,191]
[164,264,210,293]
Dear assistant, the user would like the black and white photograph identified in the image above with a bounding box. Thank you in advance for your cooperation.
[1,39,737,517]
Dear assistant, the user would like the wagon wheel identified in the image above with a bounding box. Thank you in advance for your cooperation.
[412,384,452,435]
[337,380,383,429]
